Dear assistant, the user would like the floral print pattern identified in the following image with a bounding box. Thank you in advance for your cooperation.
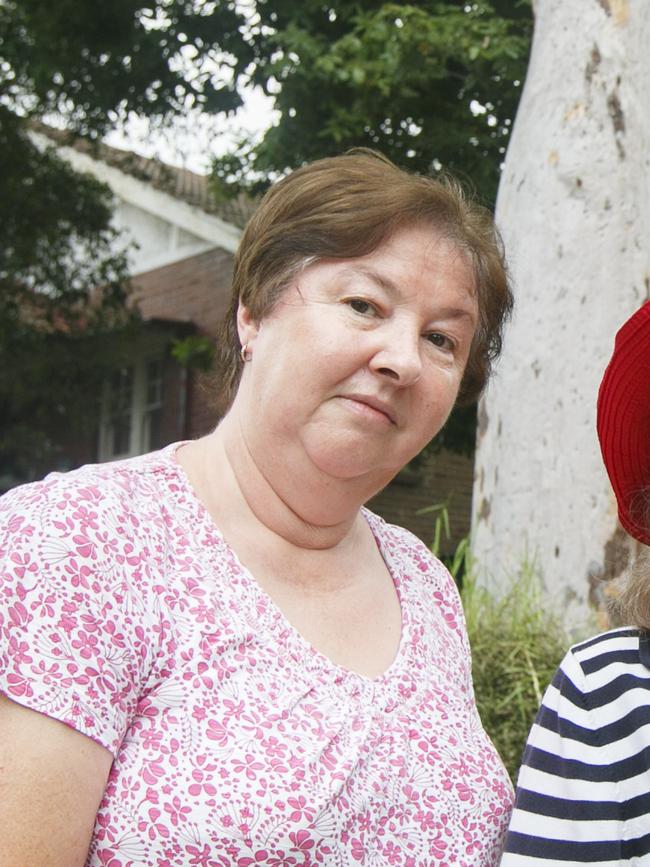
[0,445,513,865]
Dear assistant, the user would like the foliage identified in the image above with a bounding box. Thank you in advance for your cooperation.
[211,0,532,457]
[213,0,532,206]
[0,0,254,478]
[461,566,571,782]
[0,0,532,475]
[429,508,573,782]
[0,105,138,480]
[171,335,215,371]
[0,0,252,134]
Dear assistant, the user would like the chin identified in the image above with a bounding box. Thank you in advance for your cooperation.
[306,442,399,484]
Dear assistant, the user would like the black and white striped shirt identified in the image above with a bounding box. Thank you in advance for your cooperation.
[501,627,650,865]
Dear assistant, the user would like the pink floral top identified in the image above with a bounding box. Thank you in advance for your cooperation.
[0,445,512,866]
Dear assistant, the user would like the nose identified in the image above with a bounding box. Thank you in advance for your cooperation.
[369,323,422,386]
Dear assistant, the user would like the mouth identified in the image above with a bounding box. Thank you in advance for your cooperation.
[339,394,397,425]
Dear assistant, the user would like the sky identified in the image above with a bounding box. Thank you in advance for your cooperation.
[104,86,277,175]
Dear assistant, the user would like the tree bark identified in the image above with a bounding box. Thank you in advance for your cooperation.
[472,0,650,624]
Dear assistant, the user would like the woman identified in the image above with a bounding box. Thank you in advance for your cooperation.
[0,150,514,866]
[501,300,650,865]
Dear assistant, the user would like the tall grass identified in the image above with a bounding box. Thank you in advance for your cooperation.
[427,507,572,782]
[461,567,570,781]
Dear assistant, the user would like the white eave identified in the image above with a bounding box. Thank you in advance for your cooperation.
[30,130,242,256]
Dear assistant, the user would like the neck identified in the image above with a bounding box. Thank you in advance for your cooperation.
[196,411,379,551]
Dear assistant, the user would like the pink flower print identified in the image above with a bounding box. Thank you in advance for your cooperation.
[7,599,30,628]
[455,781,474,803]
[430,833,448,860]
[144,786,160,805]
[163,795,191,827]
[261,736,287,759]
[30,592,56,619]
[357,811,371,832]
[186,843,214,866]
[206,718,228,746]
[71,630,99,660]
[6,672,33,698]
[402,784,420,804]
[10,552,37,581]
[71,504,99,530]
[95,812,119,844]
[142,758,166,786]
[141,807,170,840]
[6,514,25,534]
[96,849,123,867]
[192,704,207,722]
[269,756,289,774]
[67,562,92,589]
[143,728,164,751]
[415,810,436,832]
[191,602,211,623]
[72,533,96,559]
[83,663,116,697]
[237,851,269,866]
[77,484,102,504]
[351,838,365,862]
[57,613,78,635]
[383,840,403,865]
[287,796,315,823]
[123,542,142,567]
[223,698,245,719]
[289,829,315,853]
[8,636,32,665]
[137,697,160,723]
[189,767,217,797]
[268,855,297,867]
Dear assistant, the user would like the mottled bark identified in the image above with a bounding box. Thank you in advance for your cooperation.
[472,0,650,624]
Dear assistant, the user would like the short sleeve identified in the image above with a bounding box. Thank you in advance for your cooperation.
[501,648,624,864]
[0,474,162,755]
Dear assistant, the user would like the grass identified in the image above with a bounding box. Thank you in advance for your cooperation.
[461,567,570,781]
[427,507,572,782]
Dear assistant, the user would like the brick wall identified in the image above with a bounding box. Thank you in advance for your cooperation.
[368,449,474,555]
[131,247,235,441]
[132,247,234,337]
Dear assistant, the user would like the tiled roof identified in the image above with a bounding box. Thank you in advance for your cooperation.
[33,122,257,230]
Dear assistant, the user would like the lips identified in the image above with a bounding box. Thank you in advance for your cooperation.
[340,394,397,425]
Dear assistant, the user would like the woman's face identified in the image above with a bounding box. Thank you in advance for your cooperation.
[236,224,478,485]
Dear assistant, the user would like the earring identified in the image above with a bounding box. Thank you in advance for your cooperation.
[240,343,251,363]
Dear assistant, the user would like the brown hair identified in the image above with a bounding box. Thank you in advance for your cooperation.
[607,492,650,630]
[214,148,513,412]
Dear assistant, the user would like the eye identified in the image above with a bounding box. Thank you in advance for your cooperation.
[425,332,455,351]
[347,298,377,315]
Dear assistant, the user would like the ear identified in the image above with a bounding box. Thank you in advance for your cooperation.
[236,301,260,349]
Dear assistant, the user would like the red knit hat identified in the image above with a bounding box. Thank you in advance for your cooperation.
[597,301,650,545]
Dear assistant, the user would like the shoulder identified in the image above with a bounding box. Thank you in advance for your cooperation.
[503,635,650,863]
[0,446,187,614]
[531,627,649,753]
[557,626,647,694]
[0,446,180,537]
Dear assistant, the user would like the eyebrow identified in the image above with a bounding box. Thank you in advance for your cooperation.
[342,265,477,323]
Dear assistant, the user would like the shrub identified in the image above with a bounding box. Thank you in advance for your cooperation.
[461,565,571,782]
[426,506,575,782]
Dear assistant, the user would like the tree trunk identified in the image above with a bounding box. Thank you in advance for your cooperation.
[472,0,650,625]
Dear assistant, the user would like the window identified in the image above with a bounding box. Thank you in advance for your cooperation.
[99,353,166,461]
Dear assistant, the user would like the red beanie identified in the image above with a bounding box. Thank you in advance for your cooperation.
[597,301,650,545]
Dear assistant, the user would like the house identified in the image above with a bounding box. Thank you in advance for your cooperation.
[35,127,474,556]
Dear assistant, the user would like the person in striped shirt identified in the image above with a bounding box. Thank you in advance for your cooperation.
[501,299,650,865]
